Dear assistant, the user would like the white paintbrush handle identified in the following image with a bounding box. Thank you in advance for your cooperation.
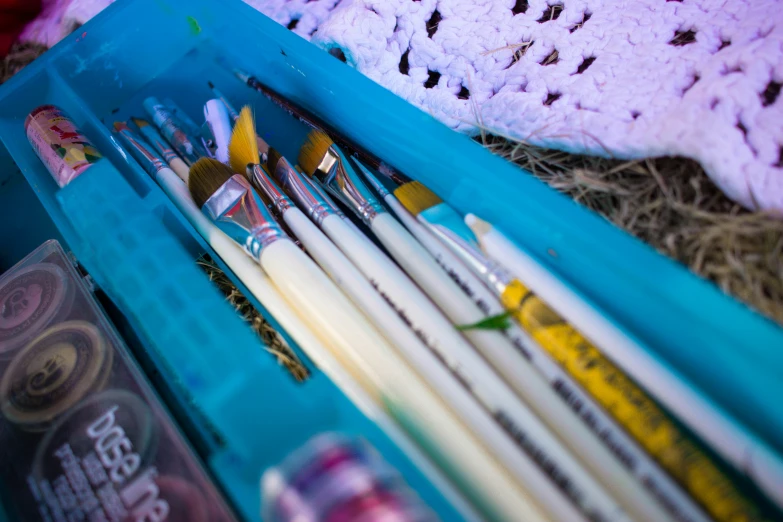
[321,214,629,521]
[157,169,322,357]
[258,239,538,521]
[371,207,514,354]
[370,213,488,326]
[281,207,412,334]
[321,214,458,351]
[370,208,671,520]
[284,209,598,520]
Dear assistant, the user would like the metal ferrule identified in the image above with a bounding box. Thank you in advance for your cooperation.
[143,98,205,166]
[314,145,385,227]
[137,125,180,165]
[202,175,287,260]
[420,210,513,296]
[352,158,390,198]
[247,164,295,216]
[115,127,165,180]
[304,176,347,219]
[271,155,337,226]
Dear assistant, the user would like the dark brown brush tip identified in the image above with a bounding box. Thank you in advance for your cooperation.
[266,147,283,173]
[188,158,236,208]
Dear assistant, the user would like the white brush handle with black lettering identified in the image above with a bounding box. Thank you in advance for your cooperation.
[319,212,627,521]
[256,237,542,521]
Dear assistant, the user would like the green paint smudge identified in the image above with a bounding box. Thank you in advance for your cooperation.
[187,16,202,35]
[457,312,513,331]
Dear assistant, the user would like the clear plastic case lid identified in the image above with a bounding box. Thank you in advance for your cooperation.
[0,240,238,522]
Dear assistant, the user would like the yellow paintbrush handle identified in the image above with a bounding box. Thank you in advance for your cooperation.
[501,279,763,522]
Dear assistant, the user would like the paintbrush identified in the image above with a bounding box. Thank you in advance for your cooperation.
[387,178,712,522]
[187,158,539,521]
[466,214,783,521]
[292,132,630,520]
[130,117,190,182]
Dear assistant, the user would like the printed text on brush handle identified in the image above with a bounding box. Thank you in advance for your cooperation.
[502,280,766,522]
[370,279,603,517]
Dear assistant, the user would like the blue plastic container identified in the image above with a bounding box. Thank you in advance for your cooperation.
[0,0,781,518]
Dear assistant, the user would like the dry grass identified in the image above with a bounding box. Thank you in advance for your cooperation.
[5,42,780,326]
[0,42,47,82]
[483,136,783,325]
[198,256,311,382]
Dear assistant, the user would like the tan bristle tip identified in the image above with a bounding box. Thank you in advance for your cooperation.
[113,122,128,131]
[228,105,260,176]
[131,117,149,128]
[188,158,236,208]
[393,181,443,216]
[297,129,333,176]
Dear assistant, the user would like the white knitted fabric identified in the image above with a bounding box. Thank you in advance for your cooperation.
[27,0,783,212]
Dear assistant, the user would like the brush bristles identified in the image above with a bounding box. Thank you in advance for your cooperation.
[297,129,334,177]
[113,121,129,132]
[229,105,260,176]
[131,117,149,128]
[266,147,283,173]
[394,181,443,216]
[188,158,237,208]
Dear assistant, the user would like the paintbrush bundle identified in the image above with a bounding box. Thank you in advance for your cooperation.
[92,61,783,522]
[3,4,782,520]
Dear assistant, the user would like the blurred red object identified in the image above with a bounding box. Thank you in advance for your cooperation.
[0,0,42,56]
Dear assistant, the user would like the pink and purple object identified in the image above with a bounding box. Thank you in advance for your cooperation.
[262,434,438,522]
[25,105,102,188]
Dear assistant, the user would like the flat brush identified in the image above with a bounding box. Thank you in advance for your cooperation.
[187,158,539,522]
[294,132,630,520]
[389,178,710,522]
